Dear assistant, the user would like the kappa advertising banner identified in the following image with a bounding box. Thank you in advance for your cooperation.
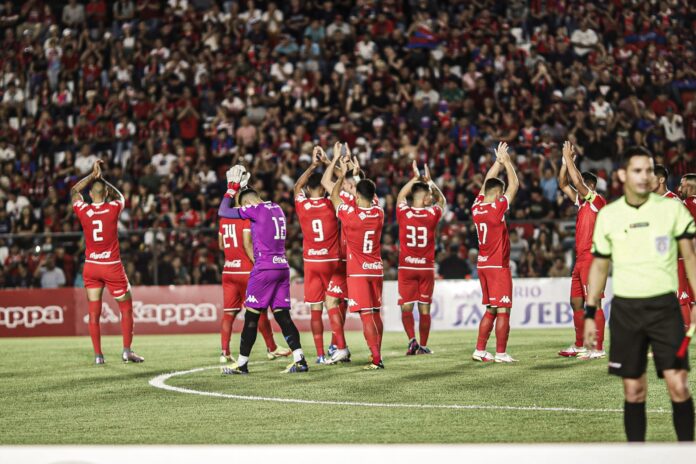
[0,279,614,337]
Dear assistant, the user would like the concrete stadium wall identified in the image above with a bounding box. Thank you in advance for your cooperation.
[0,279,614,337]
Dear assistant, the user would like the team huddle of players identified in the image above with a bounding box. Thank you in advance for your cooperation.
[70,139,696,370]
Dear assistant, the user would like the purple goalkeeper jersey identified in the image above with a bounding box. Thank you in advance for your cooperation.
[218,198,289,271]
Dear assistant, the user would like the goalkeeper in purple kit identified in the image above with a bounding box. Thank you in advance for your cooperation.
[218,165,308,374]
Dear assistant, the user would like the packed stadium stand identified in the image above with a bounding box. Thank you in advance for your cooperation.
[0,0,695,288]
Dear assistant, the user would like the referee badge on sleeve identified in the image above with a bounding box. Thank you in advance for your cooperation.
[655,236,669,255]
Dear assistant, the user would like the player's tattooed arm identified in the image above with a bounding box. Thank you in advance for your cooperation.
[562,141,591,198]
[396,160,420,204]
[558,155,578,203]
[497,143,520,203]
[102,179,125,204]
[70,161,101,203]
[483,142,505,184]
[423,164,447,211]
[330,160,347,209]
[294,146,322,197]
[243,229,255,263]
[321,142,342,193]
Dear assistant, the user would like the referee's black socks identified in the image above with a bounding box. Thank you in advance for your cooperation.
[624,402,646,441]
[672,397,695,442]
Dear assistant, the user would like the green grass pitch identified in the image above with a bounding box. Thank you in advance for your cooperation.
[1,329,693,444]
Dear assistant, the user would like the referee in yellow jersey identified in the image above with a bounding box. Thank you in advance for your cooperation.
[585,147,695,442]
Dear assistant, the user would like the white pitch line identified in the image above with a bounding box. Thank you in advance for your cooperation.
[149,366,669,414]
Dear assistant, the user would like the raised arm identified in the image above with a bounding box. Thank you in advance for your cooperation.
[563,141,590,198]
[483,142,506,184]
[70,161,101,203]
[423,164,446,211]
[103,178,125,203]
[294,147,322,197]
[217,196,243,219]
[497,143,519,202]
[330,160,347,209]
[558,157,578,203]
[321,142,341,193]
[396,160,420,204]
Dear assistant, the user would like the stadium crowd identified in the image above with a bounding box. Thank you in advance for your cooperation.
[1,0,696,288]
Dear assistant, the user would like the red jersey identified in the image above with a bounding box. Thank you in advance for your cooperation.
[337,202,384,277]
[294,193,340,262]
[471,194,510,269]
[73,199,124,264]
[574,191,607,261]
[338,191,378,260]
[218,218,253,274]
[684,196,696,221]
[663,190,680,200]
[396,202,442,270]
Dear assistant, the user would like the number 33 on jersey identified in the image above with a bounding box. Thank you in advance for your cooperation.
[471,193,511,268]
[396,202,443,270]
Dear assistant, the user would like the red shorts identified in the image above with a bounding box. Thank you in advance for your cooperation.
[677,259,693,305]
[304,260,338,305]
[83,262,130,298]
[222,272,250,311]
[398,268,435,306]
[325,260,347,300]
[478,267,512,308]
[346,275,383,312]
[570,258,605,299]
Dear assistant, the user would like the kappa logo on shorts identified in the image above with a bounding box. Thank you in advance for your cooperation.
[347,299,358,307]
[246,295,259,304]
[681,291,690,299]
[328,284,343,294]
[608,362,622,369]
[500,296,511,304]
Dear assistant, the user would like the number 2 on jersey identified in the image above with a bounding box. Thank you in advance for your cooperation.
[92,220,104,242]
[222,223,238,248]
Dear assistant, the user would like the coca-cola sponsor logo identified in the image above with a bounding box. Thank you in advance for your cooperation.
[362,261,383,270]
[478,255,489,262]
[82,301,217,326]
[308,248,328,256]
[405,256,427,264]
[273,256,288,264]
[225,259,242,268]
[0,306,64,329]
[89,251,112,260]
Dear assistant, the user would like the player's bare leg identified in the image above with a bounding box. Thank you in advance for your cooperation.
[473,307,496,362]
[220,309,239,363]
[416,303,433,354]
[400,302,419,355]
[623,375,648,441]
[115,291,144,363]
[260,309,292,360]
[326,296,350,364]
[559,296,588,357]
[86,287,105,364]
[493,307,516,363]
[663,369,694,441]
[309,303,327,364]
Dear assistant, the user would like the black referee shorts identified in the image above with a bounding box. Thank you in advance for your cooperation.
[609,293,690,379]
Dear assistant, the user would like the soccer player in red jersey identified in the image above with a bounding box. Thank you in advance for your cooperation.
[330,160,385,370]
[294,147,342,364]
[677,173,696,328]
[218,205,291,364]
[71,160,143,365]
[654,165,693,330]
[396,161,446,355]
[557,141,608,360]
[471,142,519,363]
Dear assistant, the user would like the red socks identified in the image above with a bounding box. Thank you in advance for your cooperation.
[681,303,692,330]
[476,311,495,351]
[360,311,382,364]
[375,311,383,347]
[495,312,510,353]
[573,309,585,348]
[401,310,415,340]
[310,310,325,356]
[258,311,277,351]
[595,308,606,351]
[221,311,237,355]
[328,306,347,349]
[419,313,431,346]
[117,299,134,350]
[88,300,102,355]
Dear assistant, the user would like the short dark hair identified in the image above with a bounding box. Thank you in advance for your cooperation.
[654,164,669,180]
[356,179,376,200]
[621,146,653,168]
[411,182,430,196]
[307,172,323,190]
[91,179,106,190]
[238,188,259,204]
[484,178,505,194]
[683,173,696,183]
[581,171,598,187]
